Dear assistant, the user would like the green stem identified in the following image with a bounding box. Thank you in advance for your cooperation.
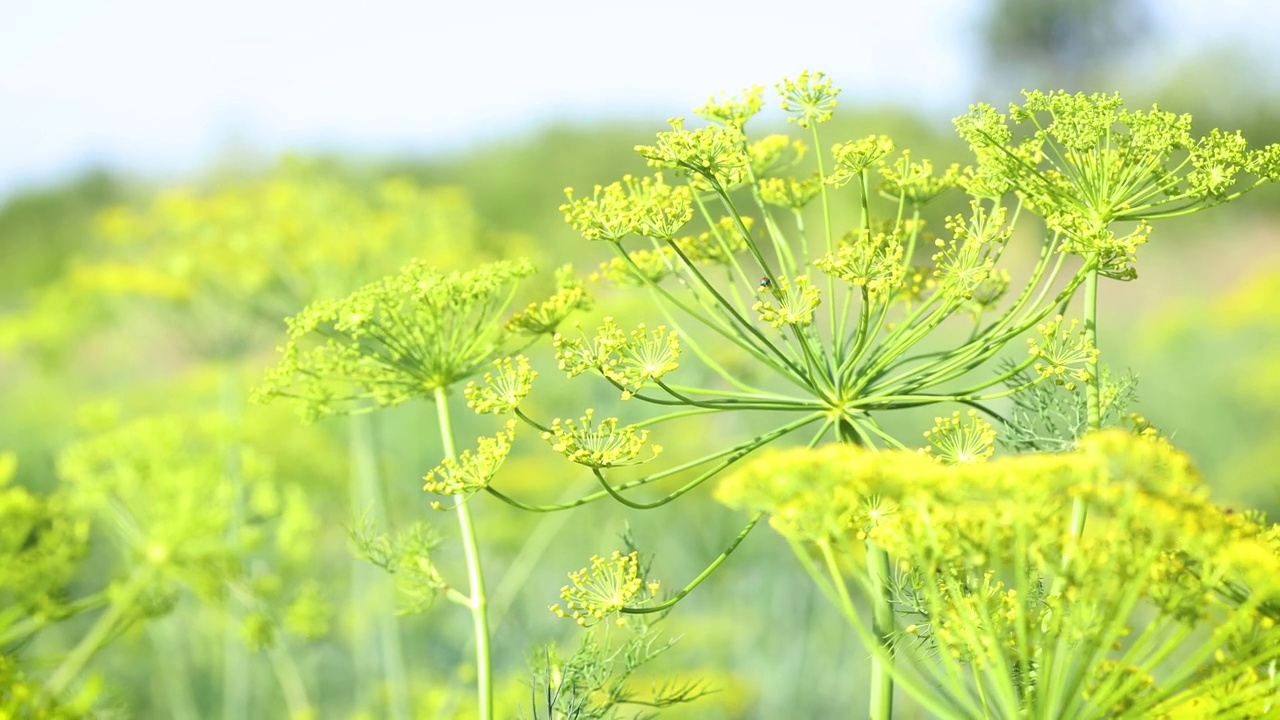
[1083,264,1102,432]
[866,542,895,720]
[147,618,200,720]
[434,386,493,720]
[266,639,312,719]
[490,413,821,512]
[1062,264,1101,575]
[220,364,250,720]
[0,592,110,646]
[487,483,588,633]
[43,571,149,702]
[623,512,763,614]
[349,414,411,720]
[835,419,894,719]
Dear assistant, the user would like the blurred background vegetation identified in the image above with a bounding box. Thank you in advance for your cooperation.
[2,0,1279,717]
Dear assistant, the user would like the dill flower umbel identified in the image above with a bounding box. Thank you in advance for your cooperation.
[920,410,997,464]
[777,70,839,129]
[815,230,906,300]
[877,152,960,206]
[423,420,517,498]
[553,319,628,380]
[694,84,765,130]
[550,550,661,627]
[829,135,895,187]
[1027,314,1101,389]
[758,175,823,210]
[718,431,1280,717]
[542,410,663,468]
[506,264,590,336]
[955,90,1280,280]
[634,120,750,188]
[465,356,537,415]
[753,275,821,328]
[672,216,751,265]
[257,258,565,420]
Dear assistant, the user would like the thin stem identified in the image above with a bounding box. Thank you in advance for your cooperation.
[220,364,250,720]
[835,417,895,719]
[1062,264,1100,576]
[487,482,590,633]
[588,413,825,510]
[266,639,312,719]
[0,592,109,646]
[624,511,764,614]
[434,386,493,720]
[866,541,895,720]
[148,618,201,720]
[349,414,411,720]
[489,413,822,512]
[43,570,149,701]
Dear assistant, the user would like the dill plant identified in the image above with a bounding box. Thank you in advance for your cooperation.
[718,431,1280,717]
[447,73,1280,717]
[1,168,489,716]
[53,410,327,716]
[256,258,589,719]
[78,170,448,720]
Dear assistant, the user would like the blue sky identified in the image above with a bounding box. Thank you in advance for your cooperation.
[1,0,1277,198]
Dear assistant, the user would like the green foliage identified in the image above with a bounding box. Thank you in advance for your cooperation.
[491,71,1280,719]
[4,62,1280,720]
[0,452,91,640]
[347,516,447,615]
[528,622,711,719]
[57,411,324,627]
[0,171,128,299]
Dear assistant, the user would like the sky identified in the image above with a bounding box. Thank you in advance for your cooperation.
[2,0,1278,200]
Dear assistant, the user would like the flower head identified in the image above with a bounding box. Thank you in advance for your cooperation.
[1027,315,1101,390]
[828,135,896,187]
[753,275,822,328]
[635,119,749,188]
[554,320,681,398]
[560,173,694,243]
[815,231,906,300]
[954,90,1274,279]
[464,356,537,415]
[560,183,636,242]
[506,264,590,335]
[256,259,539,419]
[423,420,516,499]
[878,152,960,205]
[777,70,839,129]
[749,135,807,176]
[553,319,628,380]
[759,175,823,210]
[930,202,1009,298]
[694,84,765,130]
[672,216,751,265]
[613,324,682,397]
[593,247,678,286]
[718,431,1280,713]
[920,410,997,464]
[542,410,663,468]
[550,550,661,626]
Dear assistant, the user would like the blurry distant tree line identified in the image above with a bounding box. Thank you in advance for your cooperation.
[4,0,1279,302]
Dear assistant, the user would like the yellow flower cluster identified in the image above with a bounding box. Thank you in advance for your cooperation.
[550,550,661,627]
[718,431,1280,716]
[541,410,663,469]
